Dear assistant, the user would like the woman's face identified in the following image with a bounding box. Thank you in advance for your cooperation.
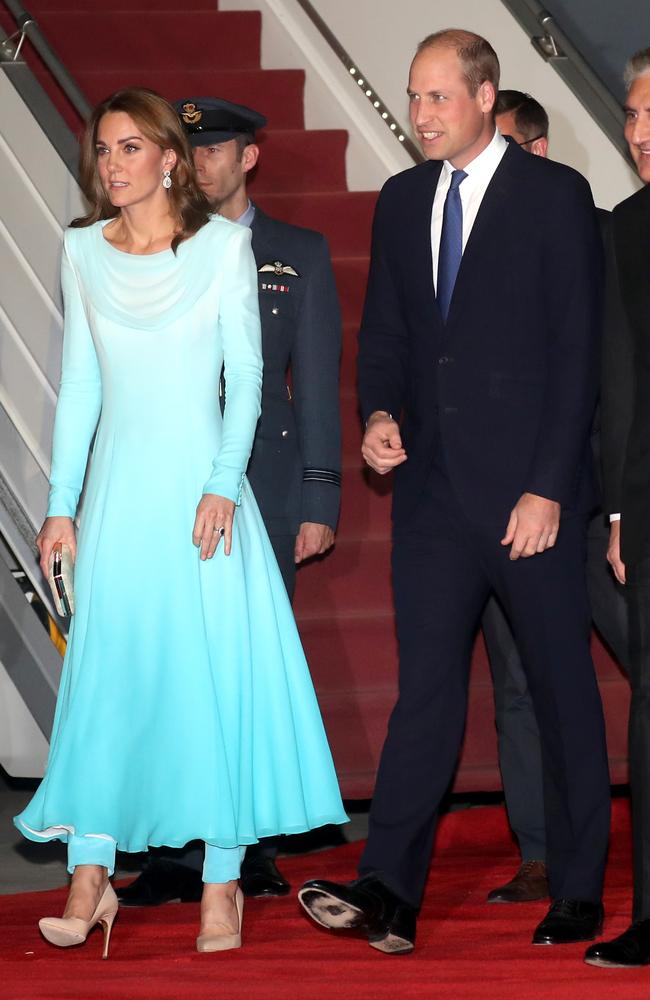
[95,111,176,209]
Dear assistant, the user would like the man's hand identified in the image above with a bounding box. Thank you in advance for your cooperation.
[607,519,626,584]
[361,411,407,475]
[501,492,561,561]
[295,522,335,563]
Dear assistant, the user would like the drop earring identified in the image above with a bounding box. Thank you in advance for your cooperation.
[162,169,172,189]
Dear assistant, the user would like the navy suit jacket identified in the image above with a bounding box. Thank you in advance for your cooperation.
[358,140,602,527]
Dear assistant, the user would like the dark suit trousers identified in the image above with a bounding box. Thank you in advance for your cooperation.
[482,508,629,862]
[358,460,611,908]
[624,557,650,921]
[482,596,546,862]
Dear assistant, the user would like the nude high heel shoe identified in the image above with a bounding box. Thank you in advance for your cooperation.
[39,883,119,959]
[196,886,244,953]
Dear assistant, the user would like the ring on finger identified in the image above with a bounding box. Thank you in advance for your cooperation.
[212,525,225,536]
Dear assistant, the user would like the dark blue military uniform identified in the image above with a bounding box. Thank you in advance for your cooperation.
[247,205,341,597]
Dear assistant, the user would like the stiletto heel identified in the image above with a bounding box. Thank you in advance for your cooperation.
[196,886,244,953]
[39,883,119,958]
[99,907,118,959]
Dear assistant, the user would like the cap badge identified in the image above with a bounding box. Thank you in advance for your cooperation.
[258,261,300,277]
[181,102,202,125]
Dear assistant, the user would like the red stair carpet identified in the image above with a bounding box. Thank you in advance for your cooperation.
[0,800,646,1000]
[1,0,630,796]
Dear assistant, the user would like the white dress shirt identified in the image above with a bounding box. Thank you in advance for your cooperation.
[431,128,508,292]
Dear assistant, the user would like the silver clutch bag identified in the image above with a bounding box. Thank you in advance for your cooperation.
[48,542,75,617]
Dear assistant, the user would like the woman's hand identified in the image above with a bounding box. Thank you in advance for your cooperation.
[193,494,236,560]
[36,517,77,577]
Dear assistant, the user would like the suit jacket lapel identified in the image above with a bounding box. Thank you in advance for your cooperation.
[413,160,443,328]
[616,184,650,337]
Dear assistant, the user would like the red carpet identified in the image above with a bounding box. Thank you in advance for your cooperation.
[1,799,646,1000]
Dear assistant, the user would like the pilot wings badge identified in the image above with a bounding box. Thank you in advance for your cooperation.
[258,261,301,278]
[181,102,202,125]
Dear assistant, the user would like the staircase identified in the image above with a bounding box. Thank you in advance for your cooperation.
[1,0,628,796]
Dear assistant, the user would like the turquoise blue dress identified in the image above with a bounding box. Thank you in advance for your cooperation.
[15,216,347,856]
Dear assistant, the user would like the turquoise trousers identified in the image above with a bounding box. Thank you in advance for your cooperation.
[67,835,246,883]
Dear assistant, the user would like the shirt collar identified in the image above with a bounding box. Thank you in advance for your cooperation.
[233,199,255,229]
[441,128,507,181]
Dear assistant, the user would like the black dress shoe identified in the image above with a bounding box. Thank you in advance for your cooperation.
[240,855,291,898]
[116,860,203,907]
[298,874,417,954]
[584,920,650,967]
[532,898,604,945]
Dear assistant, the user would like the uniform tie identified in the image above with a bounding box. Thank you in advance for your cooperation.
[437,169,467,322]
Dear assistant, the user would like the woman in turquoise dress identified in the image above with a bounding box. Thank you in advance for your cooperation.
[15,87,347,956]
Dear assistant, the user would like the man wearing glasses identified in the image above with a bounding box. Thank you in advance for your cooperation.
[495,89,549,155]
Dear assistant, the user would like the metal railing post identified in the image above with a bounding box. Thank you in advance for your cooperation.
[500,0,631,163]
[1,0,91,121]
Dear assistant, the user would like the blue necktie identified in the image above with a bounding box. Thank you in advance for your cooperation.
[437,169,467,322]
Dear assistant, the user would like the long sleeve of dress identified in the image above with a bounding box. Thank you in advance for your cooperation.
[47,231,102,518]
[203,225,263,504]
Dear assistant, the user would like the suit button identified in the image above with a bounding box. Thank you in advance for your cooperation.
[281,430,288,438]
[438,356,448,364]
[272,306,280,316]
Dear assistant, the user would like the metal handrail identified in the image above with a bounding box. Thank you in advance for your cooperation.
[0,0,91,120]
[294,0,423,164]
[500,0,630,163]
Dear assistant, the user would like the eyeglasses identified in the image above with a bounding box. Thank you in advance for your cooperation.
[518,134,545,146]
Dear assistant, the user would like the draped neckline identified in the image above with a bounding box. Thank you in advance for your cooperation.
[72,216,237,332]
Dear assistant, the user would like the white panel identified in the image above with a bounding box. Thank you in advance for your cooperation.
[0,73,85,228]
[0,403,50,523]
[0,662,48,777]
[0,222,63,390]
[0,305,56,470]
[0,74,82,529]
[0,136,66,302]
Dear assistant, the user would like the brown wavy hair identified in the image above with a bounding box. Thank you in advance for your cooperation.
[71,87,211,253]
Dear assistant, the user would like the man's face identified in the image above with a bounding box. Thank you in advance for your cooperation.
[624,73,650,183]
[495,111,548,157]
[192,138,246,208]
[408,45,495,167]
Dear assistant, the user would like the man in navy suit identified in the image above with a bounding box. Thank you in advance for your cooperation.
[299,28,610,954]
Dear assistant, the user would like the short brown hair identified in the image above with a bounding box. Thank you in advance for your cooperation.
[71,87,211,253]
[417,28,500,98]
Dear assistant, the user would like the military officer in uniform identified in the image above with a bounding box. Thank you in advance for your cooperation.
[117,98,342,906]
